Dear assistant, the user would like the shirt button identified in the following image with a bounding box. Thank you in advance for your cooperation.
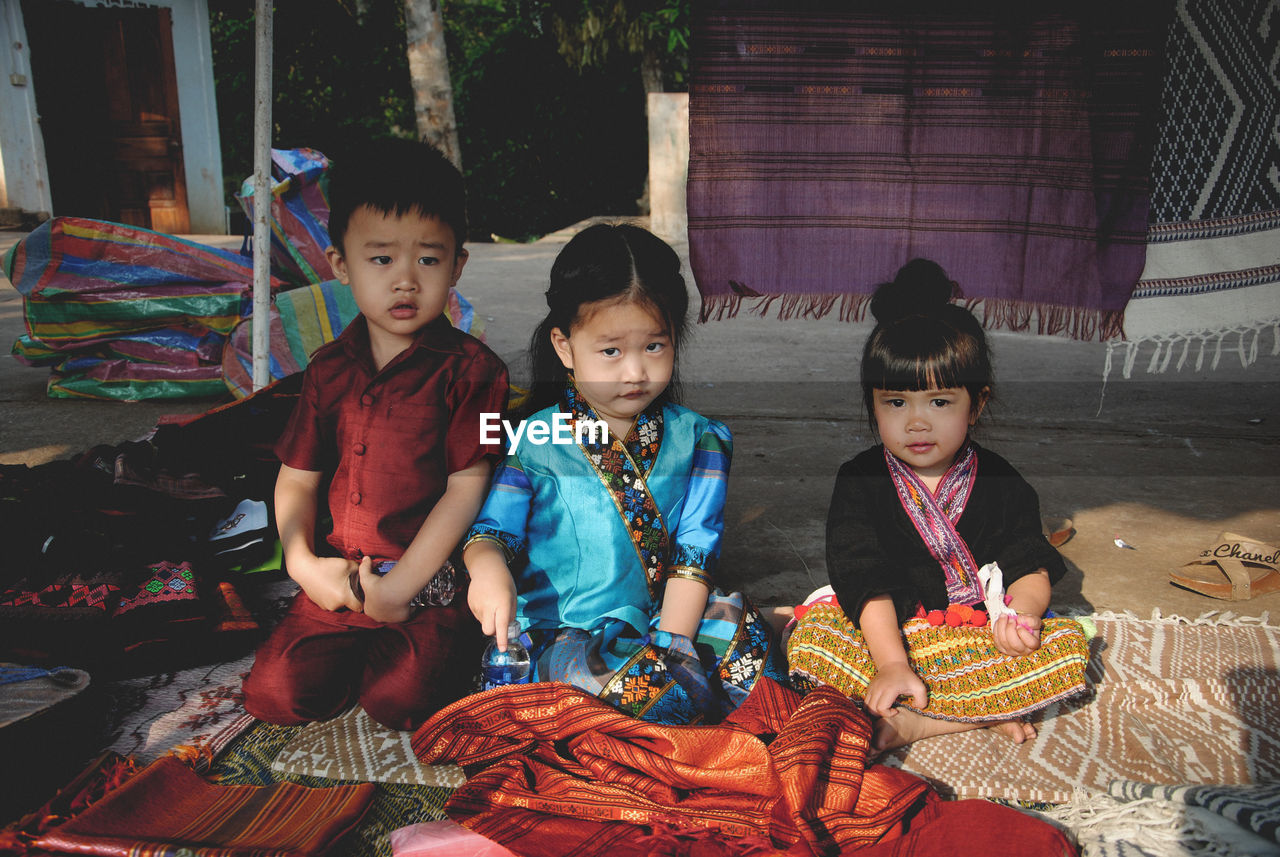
[353,442,366,455]
[350,492,362,506]
[361,393,375,407]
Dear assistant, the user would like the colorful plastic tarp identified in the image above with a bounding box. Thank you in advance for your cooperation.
[5,218,258,345]
[221,279,481,399]
[17,327,229,400]
[3,217,273,400]
[236,148,333,287]
[7,149,485,401]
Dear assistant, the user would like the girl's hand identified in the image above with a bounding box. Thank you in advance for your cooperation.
[357,557,414,624]
[864,662,928,717]
[293,554,363,613]
[466,563,517,649]
[993,613,1042,657]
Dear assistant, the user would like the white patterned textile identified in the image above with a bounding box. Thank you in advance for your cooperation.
[1107,0,1280,381]
[882,611,1280,804]
[271,704,466,787]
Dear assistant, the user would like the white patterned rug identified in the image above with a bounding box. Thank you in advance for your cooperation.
[885,611,1280,804]
[105,652,257,769]
[271,704,465,787]
[103,580,298,769]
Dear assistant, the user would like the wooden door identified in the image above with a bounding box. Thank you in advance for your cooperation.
[24,1,191,233]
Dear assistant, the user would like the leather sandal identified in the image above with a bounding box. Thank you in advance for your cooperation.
[1042,516,1075,548]
[1169,532,1280,600]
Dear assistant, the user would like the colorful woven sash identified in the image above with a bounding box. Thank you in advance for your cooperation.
[565,381,669,599]
[884,444,984,606]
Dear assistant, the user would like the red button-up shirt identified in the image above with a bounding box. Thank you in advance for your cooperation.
[275,314,509,561]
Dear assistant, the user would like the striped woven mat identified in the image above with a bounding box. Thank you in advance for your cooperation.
[885,612,1280,804]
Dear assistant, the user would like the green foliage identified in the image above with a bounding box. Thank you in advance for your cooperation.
[209,0,416,207]
[209,0,651,241]
[445,0,648,240]
[542,0,690,88]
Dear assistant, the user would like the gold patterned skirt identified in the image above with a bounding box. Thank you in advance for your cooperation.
[786,603,1090,722]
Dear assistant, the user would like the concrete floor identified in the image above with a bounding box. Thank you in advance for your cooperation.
[2,227,1278,621]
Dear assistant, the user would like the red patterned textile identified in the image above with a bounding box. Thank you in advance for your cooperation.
[414,678,934,855]
[32,756,375,857]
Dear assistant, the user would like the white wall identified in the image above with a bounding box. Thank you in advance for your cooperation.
[0,0,52,217]
[0,0,225,233]
[648,92,689,243]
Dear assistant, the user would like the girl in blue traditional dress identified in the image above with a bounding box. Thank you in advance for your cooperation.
[463,223,780,724]
[786,260,1090,753]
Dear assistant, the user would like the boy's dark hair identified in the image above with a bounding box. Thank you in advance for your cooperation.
[861,258,993,423]
[325,138,467,255]
[525,223,689,416]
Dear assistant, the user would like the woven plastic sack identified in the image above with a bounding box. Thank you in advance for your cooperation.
[3,217,260,349]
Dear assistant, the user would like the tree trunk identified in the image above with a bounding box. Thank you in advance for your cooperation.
[640,45,664,95]
[403,0,461,169]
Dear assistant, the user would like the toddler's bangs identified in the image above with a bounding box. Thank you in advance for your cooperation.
[864,325,985,392]
[869,355,952,393]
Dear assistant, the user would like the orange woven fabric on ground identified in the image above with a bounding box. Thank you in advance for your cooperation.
[413,678,932,855]
[33,755,375,857]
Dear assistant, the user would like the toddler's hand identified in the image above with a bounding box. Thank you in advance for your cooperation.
[864,662,928,717]
[357,557,415,624]
[294,555,363,613]
[993,613,1042,657]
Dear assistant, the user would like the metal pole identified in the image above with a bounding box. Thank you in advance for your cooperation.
[251,0,273,391]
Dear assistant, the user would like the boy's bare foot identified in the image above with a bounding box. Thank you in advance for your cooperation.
[871,710,1036,754]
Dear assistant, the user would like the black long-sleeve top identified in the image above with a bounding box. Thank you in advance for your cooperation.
[827,443,1067,627]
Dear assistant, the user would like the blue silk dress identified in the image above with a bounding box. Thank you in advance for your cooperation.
[465,383,781,724]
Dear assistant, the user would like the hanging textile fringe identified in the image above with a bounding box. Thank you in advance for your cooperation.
[699,290,1127,342]
[1103,320,1280,384]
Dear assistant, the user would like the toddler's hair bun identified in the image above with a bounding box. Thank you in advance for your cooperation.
[870,258,956,325]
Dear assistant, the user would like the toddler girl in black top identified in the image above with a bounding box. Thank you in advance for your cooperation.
[786,259,1090,753]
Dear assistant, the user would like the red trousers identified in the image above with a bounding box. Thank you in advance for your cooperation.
[243,585,483,730]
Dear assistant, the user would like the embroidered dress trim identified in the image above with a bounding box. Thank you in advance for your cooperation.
[597,641,681,719]
[463,529,521,564]
[671,543,715,584]
[885,443,985,606]
[464,457,531,562]
[566,380,671,598]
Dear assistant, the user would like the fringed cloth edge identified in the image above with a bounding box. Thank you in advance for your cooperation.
[1103,319,1280,381]
[698,291,1126,341]
[1022,786,1280,857]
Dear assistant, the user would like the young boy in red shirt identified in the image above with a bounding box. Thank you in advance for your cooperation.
[243,139,509,730]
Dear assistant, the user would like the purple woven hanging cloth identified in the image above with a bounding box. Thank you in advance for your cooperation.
[688,2,1169,340]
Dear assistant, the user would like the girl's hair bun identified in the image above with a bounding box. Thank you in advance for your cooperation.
[870,258,956,324]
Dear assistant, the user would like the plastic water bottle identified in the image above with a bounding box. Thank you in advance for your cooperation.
[480,620,531,690]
